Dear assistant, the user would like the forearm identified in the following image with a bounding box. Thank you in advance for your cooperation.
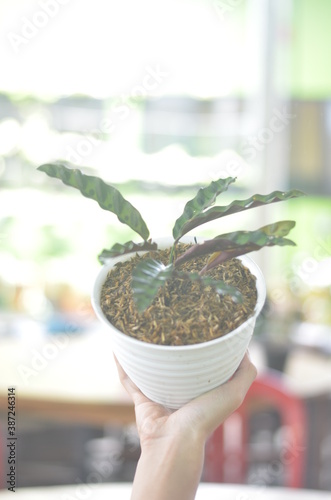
[131,434,205,500]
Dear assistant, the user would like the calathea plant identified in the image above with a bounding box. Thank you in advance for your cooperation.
[38,163,304,316]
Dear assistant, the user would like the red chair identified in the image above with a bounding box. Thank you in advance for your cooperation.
[0,423,4,489]
[203,371,307,488]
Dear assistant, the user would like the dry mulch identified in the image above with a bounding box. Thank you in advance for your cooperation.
[100,244,257,346]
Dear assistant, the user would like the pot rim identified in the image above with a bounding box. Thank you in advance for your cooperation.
[91,237,266,351]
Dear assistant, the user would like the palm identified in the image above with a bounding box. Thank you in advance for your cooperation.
[115,353,257,445]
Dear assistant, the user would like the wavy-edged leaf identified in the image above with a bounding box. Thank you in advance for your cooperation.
[132,258,243,313]
[174,220,297,271]
[132,259,174,312]
[174,189,305,239]
[176,271,243,303]
[173,177,236,241]
[98,240,158,264]
[38,163,150,240]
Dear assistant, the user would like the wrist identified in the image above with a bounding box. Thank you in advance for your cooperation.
[141,428,205,459]
[132,431,205,500]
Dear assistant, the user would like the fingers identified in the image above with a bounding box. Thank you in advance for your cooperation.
[214,353,257,411]
[114,350,257,440]
[183,353,257,437]
[113,355,151,406]
[231,352,257,391]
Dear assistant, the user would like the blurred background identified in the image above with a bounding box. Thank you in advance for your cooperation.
[0,0,330,493]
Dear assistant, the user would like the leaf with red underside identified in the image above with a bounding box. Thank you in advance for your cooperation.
[98,240,158,264]
[173,177,236,241]
[173,189,305,241]
[174,221,297,273]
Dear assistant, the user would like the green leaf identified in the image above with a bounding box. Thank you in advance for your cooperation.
[132,259,174,313]
[174,220,297,271]
[37,163,150,241]
[174,189,305,240]
[173,177,236,241]
[132,258,243,313]
[98,240,158,264]
[176,271,243,303]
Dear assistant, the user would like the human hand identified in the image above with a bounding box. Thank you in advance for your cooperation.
[114,353,257,500]
[115,352,257,447]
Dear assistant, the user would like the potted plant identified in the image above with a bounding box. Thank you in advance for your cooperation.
[37,163,304,408]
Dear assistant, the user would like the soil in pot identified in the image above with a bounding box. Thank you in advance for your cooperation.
[100,244,257,346]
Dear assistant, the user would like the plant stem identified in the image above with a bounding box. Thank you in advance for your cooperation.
[169,243,177,265]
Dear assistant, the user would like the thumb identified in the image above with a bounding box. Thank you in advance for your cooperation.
[183,353,257,437]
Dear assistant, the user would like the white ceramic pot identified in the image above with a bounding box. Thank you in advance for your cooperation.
[91,237,266,409]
